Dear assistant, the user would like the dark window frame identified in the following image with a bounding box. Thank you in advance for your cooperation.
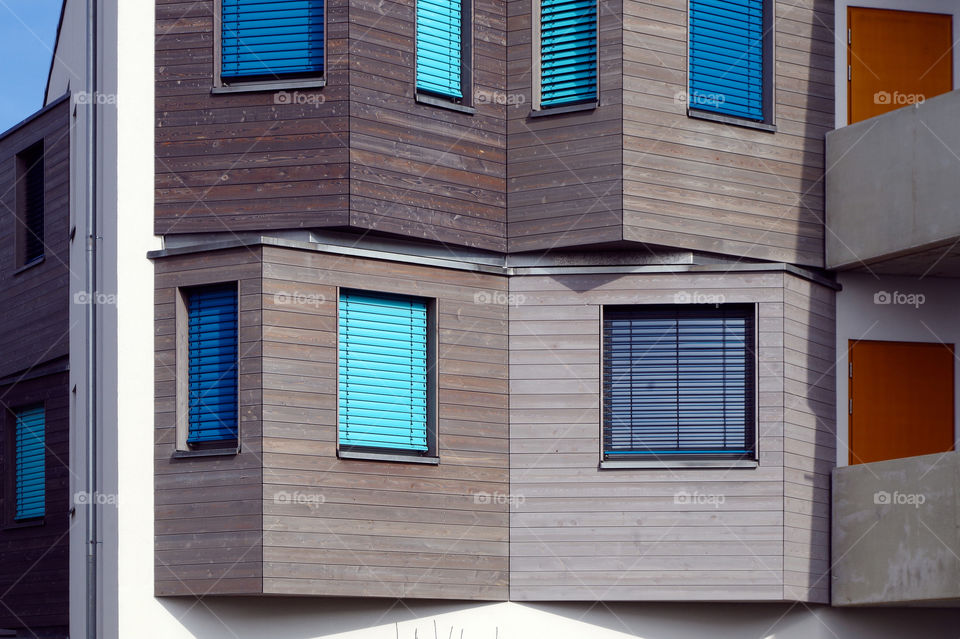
[15,140,45,269]
[601,303,758,463]
[336,288,439,463]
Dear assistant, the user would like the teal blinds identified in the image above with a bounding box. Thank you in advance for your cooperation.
[689,0,764,120]
[222,0,325,79]
[15,406,45,520]
[338,291,429,452]
[416,0,463,98]
[187,286,239,444]
[540,0,597,107]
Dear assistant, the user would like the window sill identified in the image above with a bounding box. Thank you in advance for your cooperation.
[600,459,759,470]
[212,78,326,95]
[338,450,439,465]
[529,101,598,118]
[5,517,44,530]
[415,93,476,114]
[688,108,776,133]
[172,447,239,459]
[13,256,44,275]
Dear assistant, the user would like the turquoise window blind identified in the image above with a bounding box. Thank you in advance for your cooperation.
[416,0,463,98]
[15,406,45,520]
[540,0,597,107]
[187,286,239,445]
[222,0,325,79]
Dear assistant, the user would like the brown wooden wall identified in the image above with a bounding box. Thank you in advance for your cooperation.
[347,0,508,251]
[259,246,509,598]
[0,98,71,378]
[154,247,264,596]
[0,97,71,637]
[507,269,833,602]
[506,0,624,252]
[155,0,350,234]
[621,0,833,266]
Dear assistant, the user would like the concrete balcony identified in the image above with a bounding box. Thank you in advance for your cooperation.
[826,90,960,276]
[832,451,960,606]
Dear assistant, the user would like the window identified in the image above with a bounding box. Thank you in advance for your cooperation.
[688,0,769,123]
[220,0,324,83]
[184,285,239,447]
[416,0,467,101]
[536,0,598,109]
[602,305,756,461]
[15,141,44,267]
[14,406,45,521]
[338,290,434,458]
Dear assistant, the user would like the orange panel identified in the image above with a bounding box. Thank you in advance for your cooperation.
[849,340,955,465]
[848,7,953,124]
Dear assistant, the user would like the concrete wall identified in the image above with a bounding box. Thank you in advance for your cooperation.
[834,273,960,467]
[826,88,960,269]
[832,0,960,129]
[833,451,960,605]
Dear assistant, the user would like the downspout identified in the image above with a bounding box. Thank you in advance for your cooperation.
[85,0,98,637]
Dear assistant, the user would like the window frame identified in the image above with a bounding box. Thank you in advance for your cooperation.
[14,140,45,271]
[598,303,759,470]
[5,404,46,528]
[212,0,328,93]
[335,287,439,464]
[531,0,600,114]
[685,0,776,131]
[174,282,241,457]
[414,0,475,112]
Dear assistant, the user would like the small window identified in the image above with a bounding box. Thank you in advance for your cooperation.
[603,305,756,461]
[183,285,239,447]
[15,141,44,267]
[338,290,434,457]
[688,0,770,123]
[14,406,45,521]
[220,0,325,83]
[416,0,469,102]
[536,0,598,109]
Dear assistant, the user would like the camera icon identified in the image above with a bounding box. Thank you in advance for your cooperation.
[474,491,491,504]
[274,90,292,105]
[673,490,691,505]
[874,91,891,105]
[874,491,892,505]
[673,291,692,304]
[873,291,891,305]
[474,291,492,305]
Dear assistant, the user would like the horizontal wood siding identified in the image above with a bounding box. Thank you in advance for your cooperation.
[508,271,793,601]
[506,0,624,252]
[347,0,508,251]
[155,0,350,234]
[781,275,834,603]
[621,0,832,266]
[154,248,264,595]
[260,246,509,599]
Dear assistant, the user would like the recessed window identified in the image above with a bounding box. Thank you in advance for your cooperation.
[220,0,325,83]
[416,0,470,103]
[536,0,598,109]
[15,141,44,267]
[182,285,239,448]
[688,0,770,123]
[602,305,756,461]
[338,290,435,457]
[14,405,45,521]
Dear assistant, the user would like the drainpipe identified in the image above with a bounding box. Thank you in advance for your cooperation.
[85,0,98,637]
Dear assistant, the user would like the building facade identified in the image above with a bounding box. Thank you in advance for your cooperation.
[0,0,957,636]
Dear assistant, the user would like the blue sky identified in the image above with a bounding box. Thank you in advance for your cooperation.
[0,0,63,133]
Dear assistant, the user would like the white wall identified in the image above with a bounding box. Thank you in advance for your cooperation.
[833,0,960,128]
[835,273,960,466]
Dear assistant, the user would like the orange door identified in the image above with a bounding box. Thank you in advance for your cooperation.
[849,340,955,465]
[848,7,953,124]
